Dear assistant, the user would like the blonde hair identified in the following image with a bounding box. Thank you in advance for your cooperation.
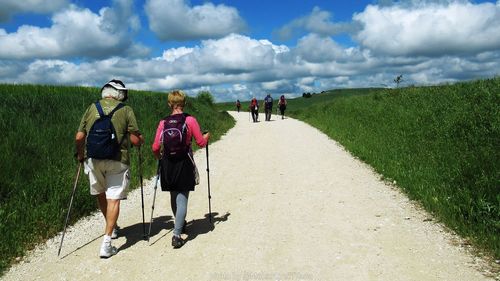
[168,90,186,109]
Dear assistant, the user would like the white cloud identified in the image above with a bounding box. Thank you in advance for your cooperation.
[0,60,27,80]
[2,5,500,102]
[232,84,248,91]
[145,0,246,41]
[0,0,146,60]
[259,39,290,54]
[260,80,285,91]
[0,0,68,22]
[4,42,499,101]
[354,1,500,56]
[100,34,294,93]
[295,77,317,93]
[157,47,194,62]
[17,59,87,85]
[156,34,288,76]
[292,34,363,63]
[196,34,281,71]
[274,7,358,40]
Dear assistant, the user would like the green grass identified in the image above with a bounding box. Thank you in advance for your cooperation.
[286,78,499,259]
[0,84,235,275]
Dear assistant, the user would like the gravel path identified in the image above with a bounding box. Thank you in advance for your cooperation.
[3,111,497,281]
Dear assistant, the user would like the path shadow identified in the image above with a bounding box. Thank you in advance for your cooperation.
[60,215,174,257]
[185,212,231,243]
[119,215,172,251]
[60,234,102,259]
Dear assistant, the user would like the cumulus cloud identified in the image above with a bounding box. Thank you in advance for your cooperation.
[354,1,500,56]
[156,34,289,75]
[157,47,194,62]
[292,34,363,63]
[274,7,359,40]
[68,34,291,92]
[259,80,300,96]
[0,0,147,60]
[145,0,246,41]
[196,34,283,72]
[3,44,500,102]
[0,60,28,81]
[2,1,500,102]
[0,0,68,22]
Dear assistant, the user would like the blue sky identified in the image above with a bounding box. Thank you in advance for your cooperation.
[0,0,499,101]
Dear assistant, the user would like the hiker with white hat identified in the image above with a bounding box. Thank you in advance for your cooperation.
[75,79,144,258]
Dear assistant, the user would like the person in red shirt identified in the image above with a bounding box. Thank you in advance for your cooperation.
[152,90,210,248]
[278,95,287,120]
[249,97,259,122]
[236,99,241,112]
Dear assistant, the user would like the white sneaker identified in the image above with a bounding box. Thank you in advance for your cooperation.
[99,241,117,258]
[111,227,119,239]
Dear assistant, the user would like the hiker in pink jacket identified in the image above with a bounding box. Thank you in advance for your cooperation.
[152,90,210,248]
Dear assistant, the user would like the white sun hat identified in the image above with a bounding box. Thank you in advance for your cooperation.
[104,79,127,91]
[101,79,128,101]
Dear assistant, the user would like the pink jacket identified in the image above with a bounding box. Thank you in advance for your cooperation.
[152,115,207,158]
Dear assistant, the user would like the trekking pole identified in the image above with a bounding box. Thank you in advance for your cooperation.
[205,141,212,224]
[147,161,161,241]
[138,146,146,239]
[58,162,83,257]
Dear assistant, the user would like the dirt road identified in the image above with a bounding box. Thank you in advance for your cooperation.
[3,111,496,281]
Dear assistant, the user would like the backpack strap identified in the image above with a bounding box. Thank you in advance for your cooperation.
[110,103,126,146]
[95,101,105,117]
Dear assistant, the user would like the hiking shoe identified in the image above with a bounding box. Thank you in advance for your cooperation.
[111,226,119,239]
[99,242,117,258]
[171,235,185,249]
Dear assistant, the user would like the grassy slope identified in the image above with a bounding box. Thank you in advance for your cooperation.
[0,84,235,275]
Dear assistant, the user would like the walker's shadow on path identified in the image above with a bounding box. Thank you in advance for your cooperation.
[60,215,174,258]
[60,235,102,259]
[119,215,173,251]
[185,212,231,243]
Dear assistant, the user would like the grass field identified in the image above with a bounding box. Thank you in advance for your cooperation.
[0,84,235,275]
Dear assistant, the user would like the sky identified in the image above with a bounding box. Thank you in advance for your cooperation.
[0,0,499,102]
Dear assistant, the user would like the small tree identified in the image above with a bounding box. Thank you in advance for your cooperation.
[394,74,404,88]
[197,90,214,105]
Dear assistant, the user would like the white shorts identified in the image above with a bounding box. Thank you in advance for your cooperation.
[84,159,130,200]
